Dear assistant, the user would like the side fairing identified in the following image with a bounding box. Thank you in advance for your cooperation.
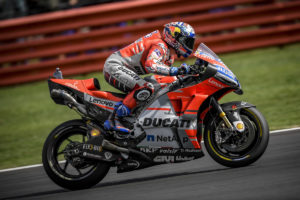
[84,93,117,113]
[137,94,200,149]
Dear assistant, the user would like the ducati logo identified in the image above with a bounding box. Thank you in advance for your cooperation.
[142,118,191,128]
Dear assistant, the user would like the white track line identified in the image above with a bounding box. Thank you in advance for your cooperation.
[0,127,299,173]
[0,164,43,173]
[269,127,300,134]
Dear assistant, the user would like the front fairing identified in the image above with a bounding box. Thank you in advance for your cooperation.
[193,43,241,90]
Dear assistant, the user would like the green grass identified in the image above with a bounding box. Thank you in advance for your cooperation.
[0,43,300,169]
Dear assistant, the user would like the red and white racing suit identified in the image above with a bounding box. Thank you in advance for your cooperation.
[103,30,175,110]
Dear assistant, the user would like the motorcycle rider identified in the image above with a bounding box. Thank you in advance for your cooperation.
[103,22,196,135]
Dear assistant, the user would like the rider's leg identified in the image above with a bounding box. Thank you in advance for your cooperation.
[103,58,153,134]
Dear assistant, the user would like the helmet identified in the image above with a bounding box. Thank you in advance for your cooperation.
[163,22,196,58]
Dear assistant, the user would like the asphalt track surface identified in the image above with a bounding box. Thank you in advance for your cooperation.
[1,130,300,200]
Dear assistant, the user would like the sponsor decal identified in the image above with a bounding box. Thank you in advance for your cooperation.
[143,118,191,128]
[139,147,158,153]
[208,78,225,89]
[146,135,176,142]
[85,94,115,107]
[232,105,238,110]
[117,66,140,81]
[176,156,194,161]
[127,160,140,168]
[159,149,178,154]
[154,156,174,162]
[104,152,113,160]
[180,149,202,153]
[139,148,201,154]
[83,144,103,152]
[65,81,79,90]
[153,155,195,162]
[195,51,215,62]
[216,65,234,78]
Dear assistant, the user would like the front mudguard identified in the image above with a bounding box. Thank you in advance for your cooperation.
[202,101,255,125]
[221,101,255,112]
[198,101,256,137]
[221,101,256,131]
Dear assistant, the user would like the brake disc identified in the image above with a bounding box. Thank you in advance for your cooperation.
[221,115,256,153]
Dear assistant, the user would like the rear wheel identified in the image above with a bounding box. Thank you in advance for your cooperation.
[204,107,269,167]
[42,119,110,190]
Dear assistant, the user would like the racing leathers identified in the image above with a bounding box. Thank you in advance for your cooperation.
[103,30,183,134]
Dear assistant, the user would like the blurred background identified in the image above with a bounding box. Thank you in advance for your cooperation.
[0,0,124,20]
[0,0,299,169]
[0,0,299,85]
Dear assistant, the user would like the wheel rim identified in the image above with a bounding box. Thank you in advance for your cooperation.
[208,109,262,161]
[47,126,98,180]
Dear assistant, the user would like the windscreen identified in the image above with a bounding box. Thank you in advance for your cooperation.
[193,43,229,70]
[193,43,240,87]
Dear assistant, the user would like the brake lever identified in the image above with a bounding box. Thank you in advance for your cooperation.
[189,65,198,75]
[190,64,206,75]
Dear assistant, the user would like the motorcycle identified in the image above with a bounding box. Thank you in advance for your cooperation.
[42,43,269,190]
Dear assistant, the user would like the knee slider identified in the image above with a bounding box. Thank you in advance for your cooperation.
[134,83,154,101]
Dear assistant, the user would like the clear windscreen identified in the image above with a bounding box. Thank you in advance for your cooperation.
[193,43,240,88]
[193,43,228,69]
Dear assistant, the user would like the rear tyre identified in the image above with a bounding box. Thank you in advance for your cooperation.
[42,119,110,190]
[204,107,269,167]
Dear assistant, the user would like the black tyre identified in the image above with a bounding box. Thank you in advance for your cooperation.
[42,119,110,190]
[204,107,269,167]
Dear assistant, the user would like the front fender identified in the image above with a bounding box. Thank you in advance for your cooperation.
[198,101,256,139]
[221,101,255,112]
[202,101,255,124]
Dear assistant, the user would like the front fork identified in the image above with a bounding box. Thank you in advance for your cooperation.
[211,97,245,132]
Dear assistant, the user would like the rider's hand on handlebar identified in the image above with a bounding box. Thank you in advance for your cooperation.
[178,63,190,75]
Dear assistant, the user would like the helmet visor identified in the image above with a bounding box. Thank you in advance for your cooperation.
[175,32,195,51]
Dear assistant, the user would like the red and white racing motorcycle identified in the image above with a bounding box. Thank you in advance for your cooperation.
[43,43,269,190]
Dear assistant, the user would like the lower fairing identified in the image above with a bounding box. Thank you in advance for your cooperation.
[117,147,204,173]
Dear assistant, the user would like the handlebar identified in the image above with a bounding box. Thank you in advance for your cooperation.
[189,64,206,75]
[177,64,205,76]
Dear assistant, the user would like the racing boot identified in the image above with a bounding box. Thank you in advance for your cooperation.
[104,102,131,137]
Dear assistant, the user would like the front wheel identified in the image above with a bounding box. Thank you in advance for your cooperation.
[204,107,269,167]
[42,119,110,190]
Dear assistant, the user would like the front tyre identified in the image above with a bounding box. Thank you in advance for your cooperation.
[42,119,110,190]
[204,107,269,167]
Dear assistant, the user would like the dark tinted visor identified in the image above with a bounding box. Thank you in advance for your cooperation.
[175,32,195,50]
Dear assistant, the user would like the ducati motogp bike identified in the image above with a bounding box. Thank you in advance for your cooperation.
[43,43,269,190]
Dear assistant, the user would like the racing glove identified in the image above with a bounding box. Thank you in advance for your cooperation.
[179,63,190,74]
[169,63,190,76]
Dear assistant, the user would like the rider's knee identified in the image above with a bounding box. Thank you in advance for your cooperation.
[133,82,155,102]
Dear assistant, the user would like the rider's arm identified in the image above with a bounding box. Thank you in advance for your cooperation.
[144,44,177,76]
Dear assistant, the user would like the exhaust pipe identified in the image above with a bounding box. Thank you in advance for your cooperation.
[51,89,87,115]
